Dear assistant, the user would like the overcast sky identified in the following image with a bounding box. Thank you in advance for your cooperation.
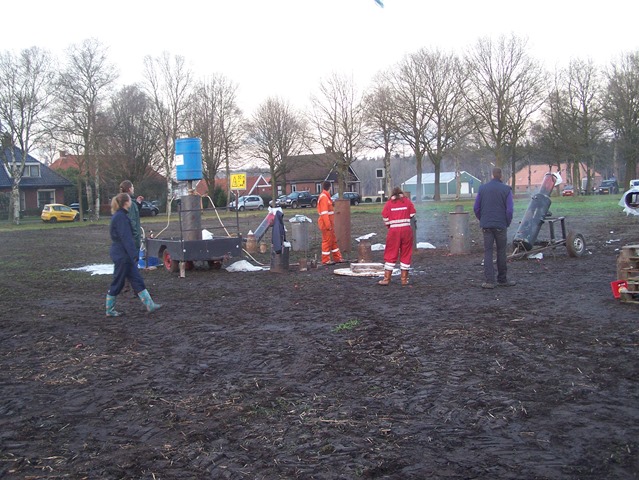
[3,0,639,114]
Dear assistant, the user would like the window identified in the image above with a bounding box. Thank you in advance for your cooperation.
[316,183,322,193]
[291,185,297,192]
[38,190,55,208]
[23,164,41,177]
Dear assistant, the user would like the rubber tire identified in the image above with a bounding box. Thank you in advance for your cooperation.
[258,205,264,210]
[162,249,179,272]
[353,200,359,206]
[239,206,245,212]
[50,217,57,223]
[74,215,80,221]
[566,231,586,257]
[292,202,298,209]
[311,200,317,208]
[151,210,157,216]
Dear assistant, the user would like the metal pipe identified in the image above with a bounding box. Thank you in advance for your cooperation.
[512,172,558,251]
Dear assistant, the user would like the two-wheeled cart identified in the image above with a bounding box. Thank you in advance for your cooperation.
[509,172,586,260]
[509,215,586,260]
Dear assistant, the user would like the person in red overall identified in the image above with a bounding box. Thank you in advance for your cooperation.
[379,187,416,286]
[317,181,343,265]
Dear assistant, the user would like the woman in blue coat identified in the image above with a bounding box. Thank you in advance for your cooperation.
[106,193,161,316]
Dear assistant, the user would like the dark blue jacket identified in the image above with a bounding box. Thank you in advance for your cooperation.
[473,178,514,229]
[110,208,138,263]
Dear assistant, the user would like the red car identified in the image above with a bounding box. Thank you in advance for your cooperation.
[562,185,575,196]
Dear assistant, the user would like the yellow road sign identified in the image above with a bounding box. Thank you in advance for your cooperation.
[231,173,246,190]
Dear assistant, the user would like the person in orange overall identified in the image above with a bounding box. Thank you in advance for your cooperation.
[379,186,416,286]
[317,181,343,265]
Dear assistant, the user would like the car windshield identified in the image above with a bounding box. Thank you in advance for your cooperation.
[602,181,616,186]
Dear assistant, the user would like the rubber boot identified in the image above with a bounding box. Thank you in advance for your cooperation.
[378,270,392,286]
[401,269,409,286]
[105,294,123,317]
[137,289,161,313]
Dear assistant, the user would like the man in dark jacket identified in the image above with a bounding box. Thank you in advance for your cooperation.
[473,167,516,289]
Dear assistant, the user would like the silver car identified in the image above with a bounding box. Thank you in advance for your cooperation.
[229,195,264,211]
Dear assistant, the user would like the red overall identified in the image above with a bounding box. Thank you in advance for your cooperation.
[317,189,343,265]
[381,195,416,271]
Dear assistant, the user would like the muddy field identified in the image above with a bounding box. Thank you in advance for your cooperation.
[1,202,638,479]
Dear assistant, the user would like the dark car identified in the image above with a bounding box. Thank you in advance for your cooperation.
[331,191,362,205]
[69,203,80,211]
[139,200,160,216]
[562,185,575,197]
[597,179,619,195]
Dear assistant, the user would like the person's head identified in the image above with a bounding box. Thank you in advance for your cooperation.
[322,181,331,191]
[111,193,131,214]
[391,186,404,200]
[492,167,502,180]
[119,180,134,194]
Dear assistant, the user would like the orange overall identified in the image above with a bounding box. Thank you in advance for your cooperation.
[317,189,343,265]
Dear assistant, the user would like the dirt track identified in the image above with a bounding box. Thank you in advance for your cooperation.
[1,204,638,479]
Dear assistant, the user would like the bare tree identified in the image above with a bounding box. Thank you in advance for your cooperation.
[246,97,306,201]
[418,48,472,201]
[465,35,541,172]
[542,60,605,194]
[389,53,432,202]
[187,74,243,205]
[143,52,192,206]
[309,73,366,194]
[54,38,118,220]
[105,84,161,186]
[363,75,399,196]
[605,51,639,187]
[0,46,55,224]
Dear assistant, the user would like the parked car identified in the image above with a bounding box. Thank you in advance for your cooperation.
[331,191,362,205]
[274,195,288,207]
[69,202,80,211]
[629,179,639,189]
[139,200,160,216]
[229,195,264,211]
[597,179,620,195]
[562,185,575,196]
[279,191,318,208]
[41,204,79,223]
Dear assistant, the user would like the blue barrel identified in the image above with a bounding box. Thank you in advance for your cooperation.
[175,138,203,181]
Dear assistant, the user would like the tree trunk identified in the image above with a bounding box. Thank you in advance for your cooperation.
[11,181,20,225]
[384,151,392,196]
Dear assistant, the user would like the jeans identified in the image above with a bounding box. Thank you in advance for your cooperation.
[483,228,508,284]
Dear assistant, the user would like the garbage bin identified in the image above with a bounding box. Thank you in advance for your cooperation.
[289,215,312,252]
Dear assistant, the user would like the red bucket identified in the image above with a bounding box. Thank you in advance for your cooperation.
[611,280,628,299]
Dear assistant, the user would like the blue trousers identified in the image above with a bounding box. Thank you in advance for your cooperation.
[108,258,146,296]
[482,227,508,284]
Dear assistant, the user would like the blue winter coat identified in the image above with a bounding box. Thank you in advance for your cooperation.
[110,208,138,263]
[473,178,514,229]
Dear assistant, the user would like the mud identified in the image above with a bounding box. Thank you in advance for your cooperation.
[1,205,638,479]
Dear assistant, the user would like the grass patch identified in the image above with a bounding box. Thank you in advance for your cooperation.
[333,319,360,333]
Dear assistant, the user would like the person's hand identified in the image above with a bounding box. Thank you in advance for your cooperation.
[136,195,144,203]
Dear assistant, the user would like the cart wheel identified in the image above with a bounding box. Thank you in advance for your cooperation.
[566,231,586,257]
[162,249,179,272]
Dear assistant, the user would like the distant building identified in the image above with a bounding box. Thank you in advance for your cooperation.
[402,171,481,199]
[512,163,603,194]
[1,147,73,214]
[282,152,361,195]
